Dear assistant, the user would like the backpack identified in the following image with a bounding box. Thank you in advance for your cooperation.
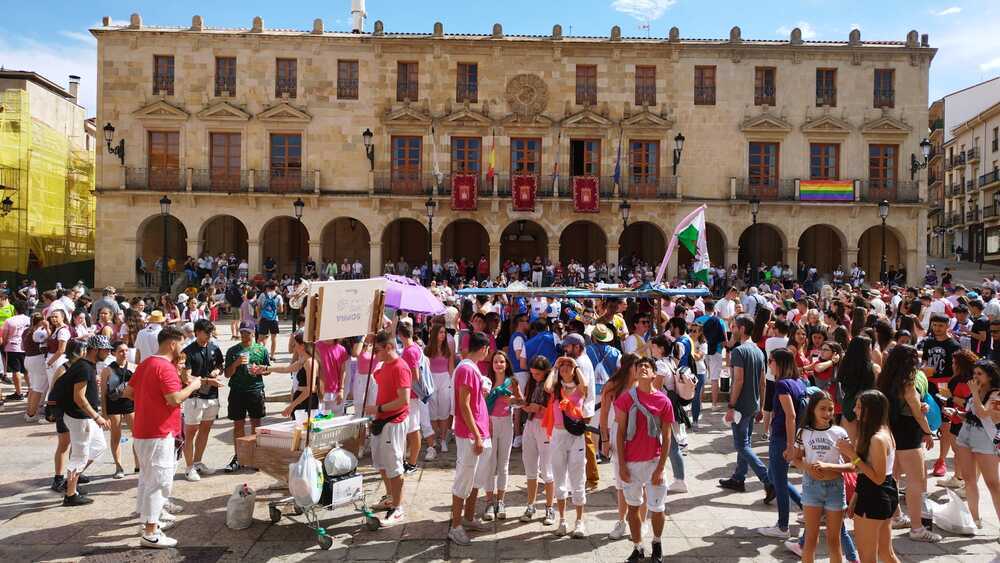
[260,293,279,319]
[412,353,436,403]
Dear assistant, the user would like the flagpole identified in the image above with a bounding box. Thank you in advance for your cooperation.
[654,204,708,284]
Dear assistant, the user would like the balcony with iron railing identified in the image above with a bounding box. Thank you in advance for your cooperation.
[968,146,981,162]
[815,87,836,108]
[873,89,895,108]
[125,167,185,191]
[191,169,249,193]
[948,182,963,197]
[553,175,618,199]
[434,172,492,198]
[981,169,1000,188]
[153,75,174,95]
[734,178,796,201]
[946,211,962,227]
[859,179,920,203]
[275,78,297,98]
[575,85,597,106]
[694,86,715,105]
[373,170,434,196]
[967,208,981,223]
[967,179,976,191]
[214,77,235,97]
[949,153,967,169]
[635,86,656,107]
[256,168,314,193]
[620,176,678,199]
[754,85,776,107]
[984,204,999,220]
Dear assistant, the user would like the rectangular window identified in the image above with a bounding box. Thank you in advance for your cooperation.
[694,66,716,105]
[748,142,780,192]
[147,131,180,189]
[337,60,359,100]
[869,144,899,189]
[576,65,597,106]
[153,55,174,95]
[510,138,542,176]
[456,63,478,104]
[269,133,302,191]
[569,139,601,177]
[816,68,837,107]
[391,136,422,193]
[993,127,998,152]
[275,59,297,98]
[809,143,840,180]
[754,67,776,106]
[635,66,656,107]
[874,69,894,108]
[451,137,481,174]
[397,62,419,102]
[214,57,236,97]
[210,133,241,190]
[629,140,660,196]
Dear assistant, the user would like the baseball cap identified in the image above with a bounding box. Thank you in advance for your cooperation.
[87,334,113,350]
[239,321,256,333]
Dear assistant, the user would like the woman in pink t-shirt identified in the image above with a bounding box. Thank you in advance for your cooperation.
[545,356,590,537]
[315,339,348,414]
[425,324,455,455]
[477,350,523,521]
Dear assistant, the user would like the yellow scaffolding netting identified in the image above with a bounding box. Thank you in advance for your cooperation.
[0,89,95,276]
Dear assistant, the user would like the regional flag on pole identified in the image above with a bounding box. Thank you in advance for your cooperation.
[654,205,711,284]
[612,128,623,191]
[551,129,562,194]
[430,125,444,186]
[486,128,496,183]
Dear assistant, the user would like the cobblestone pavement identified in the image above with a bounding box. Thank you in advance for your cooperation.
[1,324,998,562]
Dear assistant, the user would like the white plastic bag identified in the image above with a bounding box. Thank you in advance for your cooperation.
[932,489,977,535]
[225,484,256,530]
[324,447,358,478]
[288,447,323,508]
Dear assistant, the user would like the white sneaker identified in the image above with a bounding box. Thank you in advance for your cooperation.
[495,500,507,520]
[783,538,803,557]
[482,503,495,522]
[158,511,177,523]
[520,506,536,522]
[891,514,911,529]
[668,480,688,493]
[424,446,437,462]
[512,436,522,449]
[185,467,201,482]
[462,518,489,532]
[440,440,448,453]
[938,475,963,489]
[757,526,790,538]
[140,530,177,549]
[24,413,38,423]
[543,506,556,526]
[608,520,628,540]
[555,520,568,536]
[156,519,175,531]
[448,526,471,546]
[908,528,942,543]
[383,508,406,526]
[571,519,587,538]
[163,501,183,514]
[194,462,215,475]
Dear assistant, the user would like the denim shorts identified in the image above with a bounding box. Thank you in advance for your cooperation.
[801,474,846,511]
[956,422,998,456]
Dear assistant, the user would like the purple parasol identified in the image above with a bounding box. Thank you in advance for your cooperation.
[382,275,446,315]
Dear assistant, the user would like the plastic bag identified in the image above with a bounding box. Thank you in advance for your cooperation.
[324,447,358,478]
[923,393,942,433]
[225,484,256,530]
[288,447,324,508]
[932,489,977,535]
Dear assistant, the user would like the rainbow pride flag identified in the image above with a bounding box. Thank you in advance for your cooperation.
[799,180,854,201]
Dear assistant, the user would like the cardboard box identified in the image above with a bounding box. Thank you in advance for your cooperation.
[235,434,257,467]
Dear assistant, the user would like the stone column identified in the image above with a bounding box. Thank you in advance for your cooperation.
[846,248,859,268]
[607,243,620,270]
[370,241,383,276]
[667,251,679,281]
[186,239,200,261]
[489,242,501,278]
[784,246,798,268]
[308,241,322,264]
[248,239,261,276]
[547,242,561,266]
[725,246,740,270]
[432,242,443,264]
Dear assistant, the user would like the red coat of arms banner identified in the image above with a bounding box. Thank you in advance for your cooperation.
[512,174,537,212]
[451,173,478,211]
[573,176,599,213]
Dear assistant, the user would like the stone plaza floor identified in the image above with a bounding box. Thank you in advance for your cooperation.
[0,324,998,562]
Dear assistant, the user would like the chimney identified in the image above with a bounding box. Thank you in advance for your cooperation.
[68,75,80,103]
[351,0,366,33]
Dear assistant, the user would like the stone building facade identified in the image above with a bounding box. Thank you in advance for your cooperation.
[92,14,935,289]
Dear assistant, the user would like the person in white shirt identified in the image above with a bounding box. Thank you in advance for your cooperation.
[353,259,363,279]
[562,333,598,491]
[867,291,886,318]
[622,313,652,356]
[762,320,789,437]
[135,311,166,364]
[716,287,738,325]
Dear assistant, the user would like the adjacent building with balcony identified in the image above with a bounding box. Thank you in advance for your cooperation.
[93,13,936,288]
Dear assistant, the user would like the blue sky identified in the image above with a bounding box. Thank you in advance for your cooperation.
[2,0,998,114]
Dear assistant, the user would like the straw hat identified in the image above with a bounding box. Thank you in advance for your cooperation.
[147,310,166,324]
[592,323,614,343]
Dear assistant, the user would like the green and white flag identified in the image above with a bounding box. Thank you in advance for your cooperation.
[655,204,710,284]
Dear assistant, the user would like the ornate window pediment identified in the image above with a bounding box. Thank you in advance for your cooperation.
[383,104,432,125]
[740,111,793,135]
[197,101,251,122]
[439,107,492,126]
[622,110,674,130]
[861,114,911,137]
[500,113,553,127]
[257,102,311,123]
[562,108,613,128]
[801,114,852,137]
[132,100,189,121]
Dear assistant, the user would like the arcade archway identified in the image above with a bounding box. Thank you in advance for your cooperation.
[677,222,726,271]
[260,217,309,277]
[798,224,845,277]
[559,220,607,266]
[738,223,784,270]
[322,218,371,275]
[201,215,248,260]
[858,225,904,281]
[382,218,429,272]
[441,220,489,263]
[619,221,666,270]
[500,220,547,270]
[137,215,188,286]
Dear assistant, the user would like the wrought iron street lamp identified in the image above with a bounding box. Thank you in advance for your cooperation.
[103,122,125,165]
[0,195,12,216]
[619,199,631,229]
[362,128,375,171]
[425,196,436,276]
[159,195,171,293]
[293,197,305,280]
[910,137,932,180]
[878,199,889,283]
[749,196,760,286]
[672,132,685,176]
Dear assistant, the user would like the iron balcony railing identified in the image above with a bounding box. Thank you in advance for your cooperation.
[190,169,249,193]
[859,179,920,203]
[256,168,314,193]
[153,76,174,95]
[435,172,491,198]
[125,167,185,191]
[967,147,981,162]
[967,179,976,191]
[694,86,715,105]
[873,89,895,108]
[949,153,967,169]
[983,204,998,220]
[734,178,796,201]
[754,85,776,106]
[373,170,433,196]
[948,182,963,197]
[621,176,678,199]
[967,208,981,223]
[815,87,836,108]
[980,169,1000,188]
[275,78,297,98]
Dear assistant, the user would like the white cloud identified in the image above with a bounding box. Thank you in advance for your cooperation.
[611,0,678,21]
[932,6,961,16]
[850,23,862,31]
[777,21,817,39]
[0,32,97,114]
[58,30,96,45]
[981,57,1000,72]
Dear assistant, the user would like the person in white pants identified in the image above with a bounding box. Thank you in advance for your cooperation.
[519,356,556,524]
[599,354,641,540]
[60,336,113,506]
[425,323,455,459]
[477,350,522,521]
[125,326,203,549]
[447,332,492,546]
[546,356,590,538]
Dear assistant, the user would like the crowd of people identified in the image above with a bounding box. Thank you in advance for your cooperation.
[2,259,1000,560]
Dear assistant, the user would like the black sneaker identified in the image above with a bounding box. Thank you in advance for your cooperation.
[224,456,241,473]
[77,474,91,484]
[51,475,66,492]
[626,547,645,563]
[651,541,663,563]
[63,493,94,507]
[5,392,24,401]
[403,462,418,475]
[763,484,776,505]
[718,478,746,492]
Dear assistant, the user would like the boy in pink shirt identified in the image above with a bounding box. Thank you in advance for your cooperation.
[614,357,674,563]
[448,331,492,546]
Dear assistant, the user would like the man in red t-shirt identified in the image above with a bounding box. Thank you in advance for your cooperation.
[364,330,412,527]
[398,320,434,471]
[126,326,202,549]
